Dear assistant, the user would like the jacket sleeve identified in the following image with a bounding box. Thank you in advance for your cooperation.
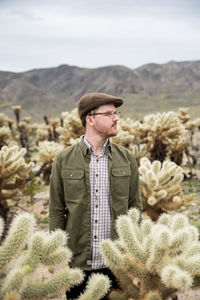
[49,153,66,232]
[128,151,143,213]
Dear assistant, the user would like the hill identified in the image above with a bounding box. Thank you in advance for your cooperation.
[0,60,200,121]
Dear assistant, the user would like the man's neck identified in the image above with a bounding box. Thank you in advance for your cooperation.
[85,134,107,156]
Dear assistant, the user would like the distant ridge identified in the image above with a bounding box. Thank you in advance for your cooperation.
[0,60,200,120]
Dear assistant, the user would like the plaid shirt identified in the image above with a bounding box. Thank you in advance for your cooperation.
[84,137,111,269]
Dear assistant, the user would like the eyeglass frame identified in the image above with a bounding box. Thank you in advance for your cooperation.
[88,111,121,118]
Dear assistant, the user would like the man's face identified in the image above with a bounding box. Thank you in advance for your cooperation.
[89,104,120,138]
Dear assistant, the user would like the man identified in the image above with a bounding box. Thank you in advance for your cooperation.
[49,92,142,299]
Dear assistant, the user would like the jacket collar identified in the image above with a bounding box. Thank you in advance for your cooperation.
[79,136,112,158]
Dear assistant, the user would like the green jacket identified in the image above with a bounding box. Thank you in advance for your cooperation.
[49,138,142,270]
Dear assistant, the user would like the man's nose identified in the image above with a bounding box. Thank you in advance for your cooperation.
[114,114,120,121]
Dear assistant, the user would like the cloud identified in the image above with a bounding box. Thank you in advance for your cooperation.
[0,0,199,72]
[9,8,42,21]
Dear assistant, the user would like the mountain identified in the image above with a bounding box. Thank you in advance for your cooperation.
[0,60,200,120]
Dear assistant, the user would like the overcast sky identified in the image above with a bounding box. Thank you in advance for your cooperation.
[0,0,200,72]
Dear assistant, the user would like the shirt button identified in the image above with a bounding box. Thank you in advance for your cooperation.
[95,220,98,223]
[96,174,99,177]
[96,189,98,193]
[94,235,97,239]
[95,205,98,208]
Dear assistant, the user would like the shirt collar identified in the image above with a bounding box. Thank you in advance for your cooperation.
[83,136,109,156]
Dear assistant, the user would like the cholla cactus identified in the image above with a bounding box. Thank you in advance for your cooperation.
[48,118,60,142]
[184,118,200,131]
[0,145,34,222]
[139,157,184,221]
[0,127,12,149]
[38,141,63,184]
[0,213,110,300]
[78,273,110,300]
[129,144,151,166]
[12,106,21,124]
[36,126,49,143]
[131,111,188,165]
[101,208,200,300]
[0,213,84,300]
[56,109,84,146]
[176,107,191,124]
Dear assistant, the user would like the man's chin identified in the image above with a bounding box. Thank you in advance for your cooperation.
[109,130,118,137]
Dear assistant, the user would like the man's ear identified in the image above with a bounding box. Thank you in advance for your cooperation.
[86,115,94,127]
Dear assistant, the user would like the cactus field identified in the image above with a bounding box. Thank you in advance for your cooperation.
[0,105,200,299]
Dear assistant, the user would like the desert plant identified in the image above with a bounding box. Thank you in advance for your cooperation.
[101,208,200,300]
[130,144,151,166]
[0,213,110,300]
[0,127,12,149]
[78,273,111,300]
[18,121,31,157]
[131,111,188,165]
[176,107,191,124]
[0,145,34,223]
[139,157,184,221]
[56,109,84,146]
[12,105,21,125]
[0,213,84,300]
[35,126,49,144]
[38,141,63,185]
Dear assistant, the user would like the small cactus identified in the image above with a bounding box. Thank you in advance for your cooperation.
[0,145,34,225]
[0,127,12,149]
[38,141,63,184]
[139,157,184,220]
[56,109,84,146]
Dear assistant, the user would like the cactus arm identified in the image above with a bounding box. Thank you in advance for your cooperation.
[0,214,34,271]
[77,273,110,300]
[20,268,83,299]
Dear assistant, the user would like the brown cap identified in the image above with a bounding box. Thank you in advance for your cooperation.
[78,92,123,126]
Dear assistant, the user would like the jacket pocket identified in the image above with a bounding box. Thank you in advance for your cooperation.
[61,168,86,203]
[111,166,131,199]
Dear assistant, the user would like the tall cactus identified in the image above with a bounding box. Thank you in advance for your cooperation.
[101,208,200,300]
[139,157,184,220]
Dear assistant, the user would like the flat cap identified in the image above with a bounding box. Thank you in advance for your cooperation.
[78,92,123,122]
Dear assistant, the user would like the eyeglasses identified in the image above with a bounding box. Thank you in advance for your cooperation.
[89,111,120,118]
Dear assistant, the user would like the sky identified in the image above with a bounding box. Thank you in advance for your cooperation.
[0,0,200,72]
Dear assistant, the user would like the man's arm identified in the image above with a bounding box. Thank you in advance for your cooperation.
[128,151,143,212]
[49,153,66,232]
